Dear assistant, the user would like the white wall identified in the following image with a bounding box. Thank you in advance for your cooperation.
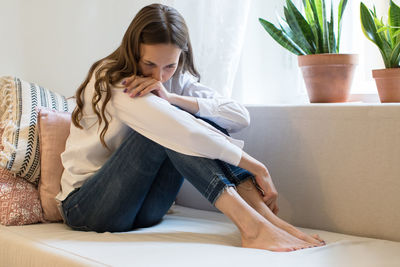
[0,0,159,97]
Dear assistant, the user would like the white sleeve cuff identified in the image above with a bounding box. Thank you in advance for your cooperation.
[219,144,243,166]
[196,97,217,117]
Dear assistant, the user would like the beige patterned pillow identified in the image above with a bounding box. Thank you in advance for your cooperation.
[0,76,75,185]
[0,168,44,226]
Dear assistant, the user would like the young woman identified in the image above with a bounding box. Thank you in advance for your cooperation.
[56,4,325,252]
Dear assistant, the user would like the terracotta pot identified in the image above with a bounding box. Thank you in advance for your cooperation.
[372,68,400,103]
[298,54,358,103]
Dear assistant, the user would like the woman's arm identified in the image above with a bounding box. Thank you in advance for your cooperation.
[113,79,277,211]
[122,72,250,133]
[176,73,250,133]
[111,88,244,166]
[168,94,199,114]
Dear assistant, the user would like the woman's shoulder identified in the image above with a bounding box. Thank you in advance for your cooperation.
[168,71,198,89]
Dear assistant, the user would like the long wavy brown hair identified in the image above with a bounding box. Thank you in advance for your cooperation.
[71,4,200,149]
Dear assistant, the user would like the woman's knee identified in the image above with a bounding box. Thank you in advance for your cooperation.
[132,211,164,229]
[123,128,165,150]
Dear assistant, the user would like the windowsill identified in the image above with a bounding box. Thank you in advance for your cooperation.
[244,103,400,108]
[242,103,400,119]
[348,94,381,103]
[243,94,396,106]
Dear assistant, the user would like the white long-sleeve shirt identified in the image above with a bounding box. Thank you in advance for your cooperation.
[56,71,250,202]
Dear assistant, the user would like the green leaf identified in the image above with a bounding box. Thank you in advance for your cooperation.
[286,0,316,52]
[321,0,329,53]
[259,18,305,55]
[389,0,400,45]
[328,21,336,53]
[374,17,384,28]
[389,39,400,67]
[389,1,400,27]
[303,0,319,50]
[277,15,301,45]
[308,0,323,53]
[377,26,390,33]
[314,0,324,32]
[360,3,384,49]
[313,0,328,52]
[375,18,391,45]
[283,6,313,54]
[393,29,400,38]
[277,15,302,45]
[303,0,314,25]
[329,1,336,53]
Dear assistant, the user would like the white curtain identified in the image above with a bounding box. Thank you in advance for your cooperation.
[165,0,251,98]
[231,0,307,104]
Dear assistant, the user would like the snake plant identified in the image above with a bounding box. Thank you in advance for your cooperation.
[259,0,348,55]
[360,1,400,68]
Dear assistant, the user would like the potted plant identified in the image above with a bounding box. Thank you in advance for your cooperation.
[259,0,358,103]
[360,0,400,102]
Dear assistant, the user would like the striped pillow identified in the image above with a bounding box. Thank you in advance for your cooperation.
[0,76,75,185]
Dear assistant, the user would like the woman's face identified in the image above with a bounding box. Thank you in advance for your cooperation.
[138,43,182,83]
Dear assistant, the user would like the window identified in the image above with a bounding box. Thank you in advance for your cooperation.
[171,0,390,104]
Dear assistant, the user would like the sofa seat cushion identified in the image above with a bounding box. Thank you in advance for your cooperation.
[1,205,399,267]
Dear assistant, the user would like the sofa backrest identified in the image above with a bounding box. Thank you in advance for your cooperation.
[176,104,400,242]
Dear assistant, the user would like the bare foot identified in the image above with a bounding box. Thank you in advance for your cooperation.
[312,234,325,244]
[237,179,325,246]
[241,218,320,252]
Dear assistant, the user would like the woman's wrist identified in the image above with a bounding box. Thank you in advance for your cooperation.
[238,151,268,176]
[168,94,200,114]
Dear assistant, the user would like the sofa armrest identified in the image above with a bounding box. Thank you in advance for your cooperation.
[176,104,400,242]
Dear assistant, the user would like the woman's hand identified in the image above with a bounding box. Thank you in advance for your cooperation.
[238,151,279,214]
[253,169,279,214]
[122,76,171,102]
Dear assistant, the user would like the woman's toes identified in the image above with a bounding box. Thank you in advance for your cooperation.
[294,243,312,251]
[312,234,324,243]
[275,247,294,252]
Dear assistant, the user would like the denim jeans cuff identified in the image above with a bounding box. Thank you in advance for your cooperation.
[206,175,235,205]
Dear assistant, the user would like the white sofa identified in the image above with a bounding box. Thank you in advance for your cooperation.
[1,104,400,267]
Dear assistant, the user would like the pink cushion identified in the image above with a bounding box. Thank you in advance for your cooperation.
[0,168,44,225]
[38,108,71,222]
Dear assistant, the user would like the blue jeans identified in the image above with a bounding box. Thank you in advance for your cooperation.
[61,117,253,233]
